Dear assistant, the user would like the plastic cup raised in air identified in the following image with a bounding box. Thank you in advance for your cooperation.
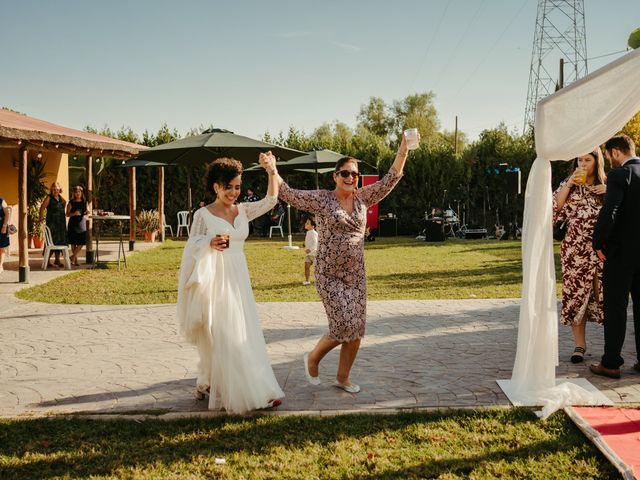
[404,128,420,150]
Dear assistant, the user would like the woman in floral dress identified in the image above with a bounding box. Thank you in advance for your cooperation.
[278,134,415,393]
[553,148,607,363]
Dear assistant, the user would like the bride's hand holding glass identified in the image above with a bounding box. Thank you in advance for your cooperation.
[210,232,229,251]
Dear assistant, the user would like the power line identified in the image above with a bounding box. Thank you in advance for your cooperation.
[432,0,488,92]
[587,48,629,61]
[451,0,530,100]
[408,0,453,93]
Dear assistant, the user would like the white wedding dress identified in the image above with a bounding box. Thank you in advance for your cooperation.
[177,196,284,414]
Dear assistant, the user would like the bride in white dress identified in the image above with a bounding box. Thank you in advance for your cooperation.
[177,153,284,414]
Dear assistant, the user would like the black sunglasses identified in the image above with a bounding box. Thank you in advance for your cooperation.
[337,170,359,179]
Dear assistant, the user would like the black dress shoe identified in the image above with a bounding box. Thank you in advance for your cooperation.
[589,363,621,379]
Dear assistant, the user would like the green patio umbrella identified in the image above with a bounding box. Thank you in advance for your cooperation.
[135,128,304,166]
[115,159,170,168]
[133,128,303,215]
[246,149,376,188]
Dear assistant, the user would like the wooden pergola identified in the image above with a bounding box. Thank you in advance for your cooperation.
[0,109,158,283]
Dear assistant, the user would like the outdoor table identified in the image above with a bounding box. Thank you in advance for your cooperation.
[91,215,130,270]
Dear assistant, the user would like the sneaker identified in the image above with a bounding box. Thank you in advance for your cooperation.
[302,281,311,286]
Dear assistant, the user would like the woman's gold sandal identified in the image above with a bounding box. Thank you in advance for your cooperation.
[571,346,586,364]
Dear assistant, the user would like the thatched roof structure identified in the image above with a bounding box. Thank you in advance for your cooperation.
[0,108,146,159]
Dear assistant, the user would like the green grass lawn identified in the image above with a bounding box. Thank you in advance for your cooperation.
[16,237,563,304]
[0,410,616,479]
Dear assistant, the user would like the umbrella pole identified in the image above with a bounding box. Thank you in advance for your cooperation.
[186,170,193,223]
[282,203,299,251]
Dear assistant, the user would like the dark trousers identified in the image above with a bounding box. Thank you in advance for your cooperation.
[601,255,640,369]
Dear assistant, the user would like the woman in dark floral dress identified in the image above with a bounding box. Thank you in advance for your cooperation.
[39,182,67,268]
[66,185,88,266]
[278,134,415,393]
[553,148,607,363]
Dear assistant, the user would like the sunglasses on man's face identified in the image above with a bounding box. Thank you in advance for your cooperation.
[337,170,359,179]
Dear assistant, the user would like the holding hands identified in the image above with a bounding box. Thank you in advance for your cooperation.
[259,151,277,175]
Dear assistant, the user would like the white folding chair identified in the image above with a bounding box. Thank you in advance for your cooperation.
[176,211,190,237]
[163,214,174,237]
[41,225,71,270]
[269,214,284,238]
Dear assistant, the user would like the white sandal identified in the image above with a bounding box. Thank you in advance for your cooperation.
[333,381,360,394]
[303,353,321,386]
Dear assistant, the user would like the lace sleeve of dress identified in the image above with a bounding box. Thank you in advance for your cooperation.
[278,182,324,214]
[357,167,404,206]
[242,195,277,222]
[189,210,208,237]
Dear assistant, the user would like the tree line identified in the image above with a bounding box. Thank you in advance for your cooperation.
[81,93,640,237]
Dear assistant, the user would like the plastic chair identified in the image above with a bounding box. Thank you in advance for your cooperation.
[269,214,284,238]
[176,211,190,237]
[41,225,71,270]
[163,214,174,237]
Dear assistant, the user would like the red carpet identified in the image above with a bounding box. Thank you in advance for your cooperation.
[570,407,640,479]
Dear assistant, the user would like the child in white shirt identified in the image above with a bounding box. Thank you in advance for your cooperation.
[302,217,318,285]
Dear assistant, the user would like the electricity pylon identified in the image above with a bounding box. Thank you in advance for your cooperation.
[523,0,588,132]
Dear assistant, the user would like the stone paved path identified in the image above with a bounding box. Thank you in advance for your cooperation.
[1,289,638,417]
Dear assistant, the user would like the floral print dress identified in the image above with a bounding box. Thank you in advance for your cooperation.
[553,180,604,325]
[279,168,403,342]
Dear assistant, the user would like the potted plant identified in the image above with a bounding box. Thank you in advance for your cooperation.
[28,203,44,248]
[27,158,48,249]
[136,209,160,242]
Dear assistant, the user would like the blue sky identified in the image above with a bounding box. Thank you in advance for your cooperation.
[1,1,637,142]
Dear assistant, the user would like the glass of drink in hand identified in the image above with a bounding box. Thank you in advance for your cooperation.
[404,128,420,150]
[216,230,230,249]
[574,167,587,185]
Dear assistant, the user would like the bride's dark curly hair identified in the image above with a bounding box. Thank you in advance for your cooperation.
[205,157,243,195]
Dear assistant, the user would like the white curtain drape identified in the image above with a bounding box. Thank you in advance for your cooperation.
[510,47,640,417]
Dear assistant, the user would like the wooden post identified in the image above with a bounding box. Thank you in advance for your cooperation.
[158,166,165,242]
[186,169,192,218]
[128,166,136,250]
[85,155,94,264]
[454,115,459,156]
[18,147,29,283]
